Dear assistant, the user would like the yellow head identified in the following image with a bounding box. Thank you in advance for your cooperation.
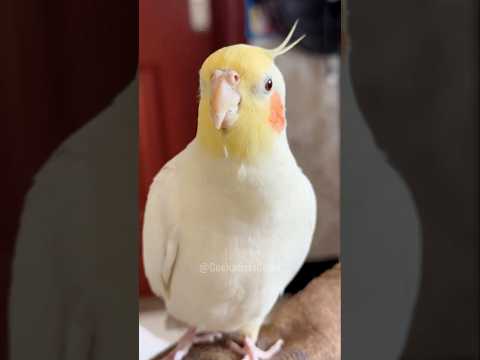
[196,21,305,162]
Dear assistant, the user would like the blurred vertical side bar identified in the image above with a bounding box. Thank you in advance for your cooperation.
[1,0,137,357]
[345,0,478,358]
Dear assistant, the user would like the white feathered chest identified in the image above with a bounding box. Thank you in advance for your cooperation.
[143,138,316,333]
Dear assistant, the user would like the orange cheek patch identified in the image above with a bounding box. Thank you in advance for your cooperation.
[268,91,285,132]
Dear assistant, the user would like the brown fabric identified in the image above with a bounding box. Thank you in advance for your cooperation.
[153,264,341,360]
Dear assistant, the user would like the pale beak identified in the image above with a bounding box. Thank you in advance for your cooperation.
[210,69,241,130]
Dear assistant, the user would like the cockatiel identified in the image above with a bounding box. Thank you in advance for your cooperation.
[143,21,316,360]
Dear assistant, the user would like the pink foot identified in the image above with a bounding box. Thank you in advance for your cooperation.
[229,336,284,360]
[161,327,223,360]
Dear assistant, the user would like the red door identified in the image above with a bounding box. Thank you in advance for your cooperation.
[139,0,246,296]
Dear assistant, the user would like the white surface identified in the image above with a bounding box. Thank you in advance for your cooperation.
[139,325,170,360]
[139,297,188,359]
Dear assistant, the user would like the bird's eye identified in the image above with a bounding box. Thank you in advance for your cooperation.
[264,78,273,92]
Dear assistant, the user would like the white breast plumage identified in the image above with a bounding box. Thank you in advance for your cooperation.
[143,136,316,333]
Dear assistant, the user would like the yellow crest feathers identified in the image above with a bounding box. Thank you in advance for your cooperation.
[267,20,306,59]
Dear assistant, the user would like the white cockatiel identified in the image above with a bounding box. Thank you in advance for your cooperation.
[143,22,316,360]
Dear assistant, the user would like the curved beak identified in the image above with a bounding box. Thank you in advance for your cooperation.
[210,69,241,130]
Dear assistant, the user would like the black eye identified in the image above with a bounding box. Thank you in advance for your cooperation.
[265,78,273,92]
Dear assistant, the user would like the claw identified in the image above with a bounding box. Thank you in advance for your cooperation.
[160,328,223,360]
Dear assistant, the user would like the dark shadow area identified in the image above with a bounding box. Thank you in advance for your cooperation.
[286,259,339,294]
